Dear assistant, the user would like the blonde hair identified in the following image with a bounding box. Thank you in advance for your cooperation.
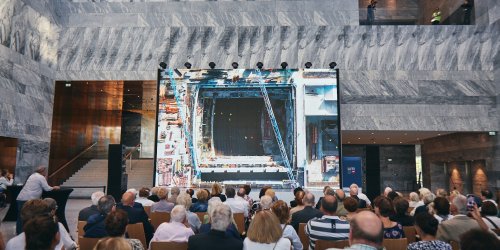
[196,189,209,202]
[247,210,283,244]
[265,189,275,199]
[93,237,132,250]
[211,183,223,196]
[157,187,169,200]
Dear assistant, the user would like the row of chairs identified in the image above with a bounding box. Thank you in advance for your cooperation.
[78,222,147,250]
[78,237,188,250]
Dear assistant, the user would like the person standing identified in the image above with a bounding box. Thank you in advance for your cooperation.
[431,8,442,25]
[16,165,60,235]
[367,1,377,25]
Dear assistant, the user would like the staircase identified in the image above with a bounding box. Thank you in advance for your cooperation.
[62,159,154,198]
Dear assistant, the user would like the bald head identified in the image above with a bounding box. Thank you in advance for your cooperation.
[303,192,315,206]
[350,211,383,247]
[320,195,338,215]
[336,189,345,201]
[121,192,135,206]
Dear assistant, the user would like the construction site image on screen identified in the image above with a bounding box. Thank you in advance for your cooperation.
[155,68,340,189]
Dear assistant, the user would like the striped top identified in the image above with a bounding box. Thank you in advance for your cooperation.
[305,215,350,250]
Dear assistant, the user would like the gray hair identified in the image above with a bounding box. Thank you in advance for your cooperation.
[423,192,435,205]
[207,197,223,219]
[419,188,431,200]
[170,205,187,223]
[176,193,192,209]
[171,187,180,196]
[409,192,419,202]
[43,198,57,211]
[98,195,116,215]
[211,204,232,231]
[452,194,467,215]
[260,195,273,209]
[91,191,105,206]
[303,192,315,205]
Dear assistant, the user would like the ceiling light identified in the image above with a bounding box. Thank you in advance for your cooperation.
[357,138,361,140]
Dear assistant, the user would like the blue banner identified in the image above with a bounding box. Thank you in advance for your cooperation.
[342,156,363,188]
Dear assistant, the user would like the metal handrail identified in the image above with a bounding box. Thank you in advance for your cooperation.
[125,143,142,171]
[61,185,106,193]
[48,142,98,179]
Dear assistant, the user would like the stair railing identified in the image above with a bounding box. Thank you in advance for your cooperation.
[124,143,142,171]
[48,142,98,186]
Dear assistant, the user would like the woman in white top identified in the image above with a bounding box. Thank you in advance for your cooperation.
[244,209,291,250]
[0,169,13,191]
[271,200,303,250]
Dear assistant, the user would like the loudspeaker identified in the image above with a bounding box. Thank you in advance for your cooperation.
[108,144,128,201]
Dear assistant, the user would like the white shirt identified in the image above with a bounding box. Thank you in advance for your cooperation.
[224,197,249,217]
[243,237,291,250]
[483,216,500,230]
[357,192,371,205]
[281,224,303,250]
[434,214,453,224]
[150,221,194,244]
[410,201,425,216]
[6,222,76,250]
[0,176,13,190]
[136,197,155,206]
[16,173,53,201]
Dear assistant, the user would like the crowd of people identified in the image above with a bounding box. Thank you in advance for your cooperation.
[1,166,500,250]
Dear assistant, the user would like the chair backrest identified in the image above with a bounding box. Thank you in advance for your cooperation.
[150,241,188,250]
[126,222,147,248]
[383,238,408,250]
[450,240,460,250]
[403,226,416,243]
[150,212,171,230]
[77,221,86,239]
[144,206,152,217]
[196,212,207,223]
[78,237,101,250]
[298,223,309,250]
[233,213,245,235]
[315,239,349,250]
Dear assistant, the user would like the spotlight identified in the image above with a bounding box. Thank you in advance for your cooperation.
[256,62,263,69]
[329,62,337,69]
[184,62,192,69]
[159,62,167,69]
[209,62,216,69]
[280,62,288,69]
[231,62,238,69]
[305,62,312,69]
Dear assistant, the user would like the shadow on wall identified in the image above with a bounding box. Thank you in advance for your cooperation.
[358,0,475,25]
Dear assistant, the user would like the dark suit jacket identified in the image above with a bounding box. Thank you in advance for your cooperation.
[291,206,323,231]
[84,213,108,238]
[116,204,154,244]
[188,230,243,250]
[78,205,100,221]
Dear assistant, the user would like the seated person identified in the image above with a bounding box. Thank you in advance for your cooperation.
[190,189,209,212]
[84,195,116,238]
[150,205,195,245]
[151,187,174,212]
[135,188,154,207]
[78,191,105,221]
[105,209,144,250]
[373,196,405,239]
[43,198,77,250]
[117,192,154,244]
[199,198,240,239]
[177,193,202,233]
[24,215,60,250]
[389,197,414,226]
[408,212,451,250]
[94,237,132,250]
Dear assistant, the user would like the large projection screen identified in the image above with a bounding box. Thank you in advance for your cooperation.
[154,68,340,189]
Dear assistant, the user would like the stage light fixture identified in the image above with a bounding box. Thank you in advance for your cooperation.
[232,62,239,69]
[256,62,263,69]
[159,62,167,69]
[209,62,216,69]
[305,62,312,69]
[329,62,337,69]
[184,62,192,69]
[281,62,288,69]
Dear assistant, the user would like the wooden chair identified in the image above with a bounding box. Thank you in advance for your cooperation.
[196,212,207,223]
[144,206,152,217]
[150,212,170,230]
[298,223,309,250]
[403,226,416,243]
[78,237,101,250]
[233,213,245,235]
[127,223,147,248]
[315,239,349,250]
[77,221,86,239]
[450,241,460,250]
[383,238,408,250]
[150,241,188,250]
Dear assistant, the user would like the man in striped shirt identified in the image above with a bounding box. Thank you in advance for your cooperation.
[305,194,350,250]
